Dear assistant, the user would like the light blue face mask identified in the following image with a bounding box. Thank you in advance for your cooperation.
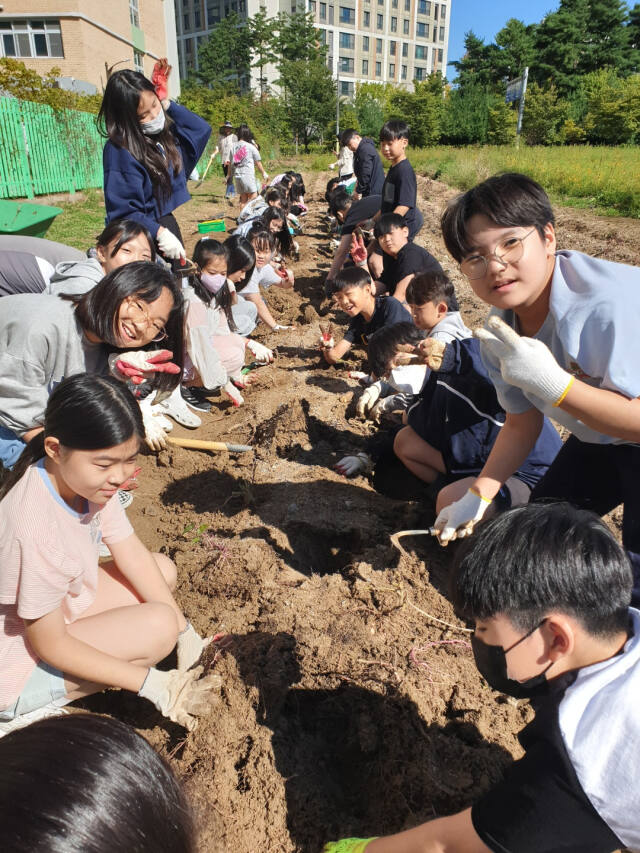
[140,109,166,136]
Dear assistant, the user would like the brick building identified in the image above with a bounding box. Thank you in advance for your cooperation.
[0,1,180,96]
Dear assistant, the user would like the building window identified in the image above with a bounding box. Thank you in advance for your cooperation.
[402,41,408,57]
[339,56,354,72]
[362,35,369,50]
[390,39,396,55]
[340,80,353,96]
[0,19,64,58]
[129,0,140,27]
[362,58,369,74]
[389,62,395,76]
[415,66,425,80]
[418,0,429,12]
[375,60,381,76]
[405,0,411,9]
[320,1,327,18]
[401,64,407,79]
[339,6,355,23]
[194,8,202,27]
[183,11,190,31]
[133,49,144,72]
[403,18,409,33]
[438,48,443,62]
[391,16,397,31]
[339,32,355,48]
[434,3,438,17]
[377,13,383,28]
[440,4,446,19]
[309,0,317,11]
[416,22,428,37]
[329,4,335,24]
[392,0,398,6]
[415,45,426,58]
[363,10,370,26]
[376,38,382,53]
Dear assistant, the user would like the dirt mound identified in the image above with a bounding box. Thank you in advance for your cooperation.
[75,170,637,852]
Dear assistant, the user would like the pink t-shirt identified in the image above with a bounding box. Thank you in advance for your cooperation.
[0,460,133,710]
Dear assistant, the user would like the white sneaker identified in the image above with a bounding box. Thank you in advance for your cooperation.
[0,704,68,738]
[156,386,202,429]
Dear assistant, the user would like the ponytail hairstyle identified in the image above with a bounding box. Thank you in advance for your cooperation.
[0,374,144,502]
[262,207,294,257]
[96,219,156,263]
[98,70,183,201]
[63,261,184,393]
[0,713,195,853]
[191,237,232,318]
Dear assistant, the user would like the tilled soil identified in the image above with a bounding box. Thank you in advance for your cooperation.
[79,170,640,852]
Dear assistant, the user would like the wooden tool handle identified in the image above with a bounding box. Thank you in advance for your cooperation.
[167,437,252,452]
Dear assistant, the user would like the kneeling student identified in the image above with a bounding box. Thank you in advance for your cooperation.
[374,213,442,303]
[320,267,411,365]
[325,502,640,853]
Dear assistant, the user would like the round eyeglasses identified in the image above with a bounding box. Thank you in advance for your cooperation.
[125,298,168,342]
[460,229,536,280]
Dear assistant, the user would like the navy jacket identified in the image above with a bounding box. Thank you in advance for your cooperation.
[407,338,561,488]
[103,102,211,237]
[353,137,385,197]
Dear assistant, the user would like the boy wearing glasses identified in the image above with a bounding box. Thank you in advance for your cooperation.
[431,173,640,597]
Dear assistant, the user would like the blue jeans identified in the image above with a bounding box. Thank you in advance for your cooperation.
[0,425,26,470]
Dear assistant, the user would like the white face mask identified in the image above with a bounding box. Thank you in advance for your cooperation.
[140,109,166,136]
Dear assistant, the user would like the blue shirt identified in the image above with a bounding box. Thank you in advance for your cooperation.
[482,251,640,445]
[103,102,211,237]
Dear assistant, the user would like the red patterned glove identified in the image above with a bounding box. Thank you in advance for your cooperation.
[350,232,367,265]
[151,58,171,101]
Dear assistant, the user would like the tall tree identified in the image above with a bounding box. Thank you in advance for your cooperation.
[629,4,640,70]
[494,19,536,82]
[278,56,335,149]
[533,0,589,93]
[581,0,632,75]
[197,13,251,91]
[248,10,277,98]
[449,31,500,91]
[274,12,326,66]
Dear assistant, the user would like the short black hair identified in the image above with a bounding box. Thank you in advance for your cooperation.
[373,212,408,239]
[450,503,632,638]
[406,271,459,311]
[332,265,372,294]
[380,119,409,142]
[339,128,360,147]
[328,188,352,217]
[368,321,426,378]
[441,172,556,263]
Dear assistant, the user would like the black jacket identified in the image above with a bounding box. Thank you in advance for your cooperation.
[354,137,385,197]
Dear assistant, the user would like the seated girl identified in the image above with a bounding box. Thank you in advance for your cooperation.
[0,374,219,737]
[181,239,273,409]
[0,220,155,298]
[236,226,294,332]
[236,185,287,226]
[0,261,184,469]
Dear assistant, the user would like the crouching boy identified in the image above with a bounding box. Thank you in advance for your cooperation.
[324,502,640,853]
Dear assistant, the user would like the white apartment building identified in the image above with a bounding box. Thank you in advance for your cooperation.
[174,0,450,94]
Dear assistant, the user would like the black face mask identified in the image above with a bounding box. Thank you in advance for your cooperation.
[471,619,553,699]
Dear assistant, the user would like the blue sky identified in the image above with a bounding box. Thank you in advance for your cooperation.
[446,0,561,77]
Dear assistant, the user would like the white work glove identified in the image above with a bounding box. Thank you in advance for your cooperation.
[138,665,221,731]
[177,622,212,671]
[432,488,492,546]
[272,324,293,331]
[369,393,408,423]
[156,227,186,260]
[139,395,168,451]
[319,334,335,349]
[246,339,274,363]
[334,452,372,477]
[356,382,382,419]
[223,379,244,407]
[475,316,573,406]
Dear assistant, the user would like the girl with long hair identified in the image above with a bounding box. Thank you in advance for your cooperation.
[99,64,210,264]
[0,262,184,468]
[230,124,268,206]
[0,374,218,737]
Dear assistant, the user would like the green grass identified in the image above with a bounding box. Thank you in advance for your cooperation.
[46,188,106,249]
[409,146,640,219]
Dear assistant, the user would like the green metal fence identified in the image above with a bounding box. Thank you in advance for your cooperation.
[0,97,104,199]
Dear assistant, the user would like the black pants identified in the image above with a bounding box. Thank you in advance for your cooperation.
[530,436,640,604]
[158,212,185,273]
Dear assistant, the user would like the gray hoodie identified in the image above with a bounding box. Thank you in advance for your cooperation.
[47,258,104,297]
[430,310,472,344]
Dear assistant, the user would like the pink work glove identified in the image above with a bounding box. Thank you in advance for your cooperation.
[109,350,181,386]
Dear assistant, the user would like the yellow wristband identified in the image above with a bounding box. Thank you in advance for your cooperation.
[469,487,492,504]
[553,375,575,407]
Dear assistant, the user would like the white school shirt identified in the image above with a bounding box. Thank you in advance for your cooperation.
[482,250,640,444]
